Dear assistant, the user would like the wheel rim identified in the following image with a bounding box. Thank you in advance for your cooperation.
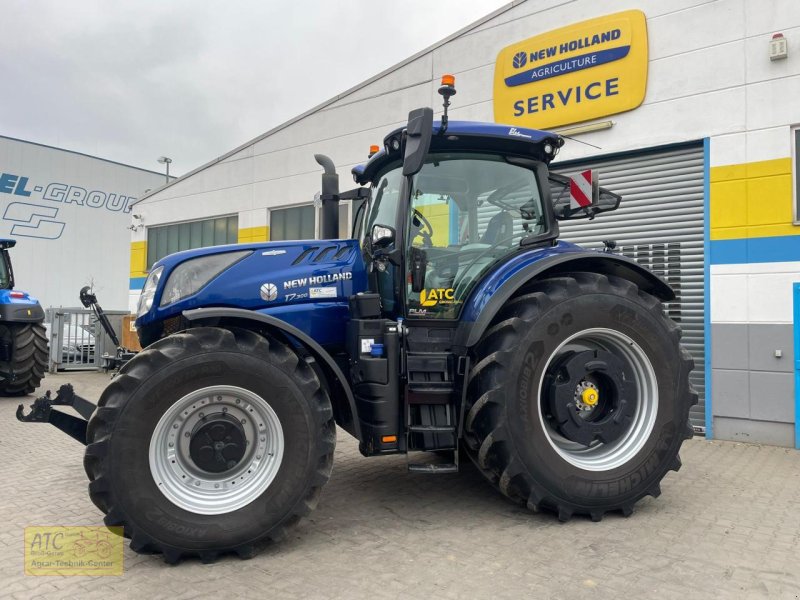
[537,328,658,472]
[149,385,284,515]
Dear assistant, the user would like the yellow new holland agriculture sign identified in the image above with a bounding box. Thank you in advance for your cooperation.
[493,10,648,130]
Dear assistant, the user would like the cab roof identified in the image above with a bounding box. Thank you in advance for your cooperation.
[352,120,563,185]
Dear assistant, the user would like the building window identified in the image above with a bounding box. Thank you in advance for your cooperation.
[147,215,238,268]
[270,205,316,241]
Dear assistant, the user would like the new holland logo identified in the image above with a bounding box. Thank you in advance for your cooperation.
[420,288,459,307]
[260,282,278,302]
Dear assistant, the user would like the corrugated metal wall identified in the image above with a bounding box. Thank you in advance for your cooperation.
[552,143,706,430]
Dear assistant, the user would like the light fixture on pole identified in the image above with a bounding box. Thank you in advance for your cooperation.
[157,156,173,183]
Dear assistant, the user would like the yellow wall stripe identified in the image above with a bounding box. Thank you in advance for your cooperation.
[130,241,147,278]
[709,157,797,241]
[238,226,270,243]
[416,205,450,246]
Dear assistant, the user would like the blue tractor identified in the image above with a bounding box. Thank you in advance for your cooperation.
[18,77,695,563]
[0,239,48,396]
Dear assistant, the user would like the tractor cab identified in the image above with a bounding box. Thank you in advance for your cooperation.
[322,76,618,323]
[352,119,561,320]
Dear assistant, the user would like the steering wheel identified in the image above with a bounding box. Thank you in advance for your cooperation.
[412,208,435,247]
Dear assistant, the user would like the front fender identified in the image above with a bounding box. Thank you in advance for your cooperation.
[182,306,361,441]
[454,246,675,350]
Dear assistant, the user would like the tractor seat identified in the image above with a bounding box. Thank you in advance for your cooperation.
[480,210,513,246]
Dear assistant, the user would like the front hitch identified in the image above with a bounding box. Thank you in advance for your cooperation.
[16,384,96,445]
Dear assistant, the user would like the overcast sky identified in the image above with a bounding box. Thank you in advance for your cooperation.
[1,0,509,176]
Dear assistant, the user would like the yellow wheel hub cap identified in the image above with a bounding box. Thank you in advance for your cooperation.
[581,388,599,406]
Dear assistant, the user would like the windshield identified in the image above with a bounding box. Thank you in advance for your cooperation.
[406,153,546,318]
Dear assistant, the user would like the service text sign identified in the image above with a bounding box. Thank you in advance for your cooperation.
[493,10,648,130]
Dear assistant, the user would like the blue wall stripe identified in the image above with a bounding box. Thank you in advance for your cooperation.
[129,277,146,289]
[711,235,800,265]
[703,138,712,438]
[794,283,800,450]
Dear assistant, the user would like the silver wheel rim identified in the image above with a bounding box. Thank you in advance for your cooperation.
[149,385,284,515]
[537,328,658,472]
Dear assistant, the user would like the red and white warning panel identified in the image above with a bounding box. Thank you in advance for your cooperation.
[569,169,597,210]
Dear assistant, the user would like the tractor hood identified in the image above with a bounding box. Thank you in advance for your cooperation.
[136,239,368,344]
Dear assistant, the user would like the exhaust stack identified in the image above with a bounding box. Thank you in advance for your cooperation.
[314,154,340,240]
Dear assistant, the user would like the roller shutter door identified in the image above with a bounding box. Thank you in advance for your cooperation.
[552,142,706,431]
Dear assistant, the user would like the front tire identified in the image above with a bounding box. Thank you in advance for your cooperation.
[464,273,696,521]
[84,327,335,562]
[0,323,48,396]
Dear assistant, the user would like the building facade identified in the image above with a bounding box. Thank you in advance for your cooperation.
[133,0,800,447]
[0,135,166,310]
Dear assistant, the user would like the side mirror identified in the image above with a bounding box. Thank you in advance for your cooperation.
[371,224,395,248]
[549,170,621,220]
[402,107,434,177]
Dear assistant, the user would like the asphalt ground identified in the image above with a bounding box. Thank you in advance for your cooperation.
[2,370,799,599]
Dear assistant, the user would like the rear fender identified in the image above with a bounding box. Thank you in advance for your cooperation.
[453,250,675,350]
[0,290,44,323]
[182,307,361,441]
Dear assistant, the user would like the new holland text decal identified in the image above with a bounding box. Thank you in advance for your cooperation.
[274,271,352,302]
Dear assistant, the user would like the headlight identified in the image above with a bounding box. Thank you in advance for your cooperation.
[160,251,251,308]
[137,265,164,318]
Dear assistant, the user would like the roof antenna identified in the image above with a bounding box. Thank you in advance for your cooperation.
[557,132,602,150]
[438,74,456,134]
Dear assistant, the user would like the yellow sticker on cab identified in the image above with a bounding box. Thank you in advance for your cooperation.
[493,10,648,130]
[24,526,123,576]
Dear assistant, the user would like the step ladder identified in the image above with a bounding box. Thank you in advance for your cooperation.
[404,352,468,474]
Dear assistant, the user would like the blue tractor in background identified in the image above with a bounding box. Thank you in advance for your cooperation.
[18,77,695,563]
[0,239,47,396]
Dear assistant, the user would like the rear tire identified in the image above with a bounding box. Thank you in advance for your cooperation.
[84,326,335,562]
[464,273,696,521]
[0,323,48,396]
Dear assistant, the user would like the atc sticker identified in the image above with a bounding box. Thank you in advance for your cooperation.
[309,286,337,299]
[420,288,461,307]
[25,526,123,576]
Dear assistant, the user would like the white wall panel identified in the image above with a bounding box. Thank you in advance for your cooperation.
[647,0,744,60]
[744,26,800,84]
[710,131,747,167]
[744,126,793,164]
[710,274,749,323]
[747,272,798,323]
[745,74,800,131]
[0,137,164,310]
[745,0,800,37]
[646,41,745,104]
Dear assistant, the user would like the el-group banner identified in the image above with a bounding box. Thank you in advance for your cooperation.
[493,10,648,130]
